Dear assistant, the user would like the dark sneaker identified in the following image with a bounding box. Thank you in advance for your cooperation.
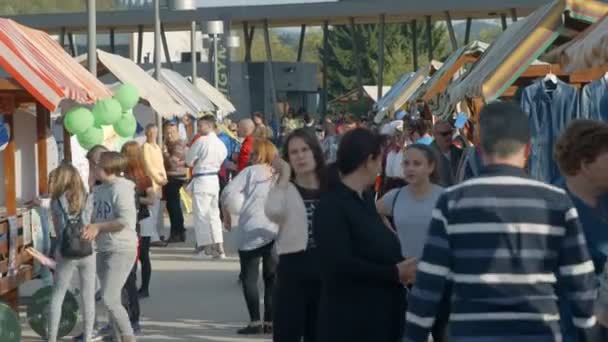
[237,324,264,335]
[138,289,150,299]
[132,321,142,336]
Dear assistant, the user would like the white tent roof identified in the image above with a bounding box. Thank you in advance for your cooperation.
[194,77,237,118]
[148,68,215,116]
[95,49,187,118]
[363,86,391,103]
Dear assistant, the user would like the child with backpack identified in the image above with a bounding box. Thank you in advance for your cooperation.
[47,163,96,342]
[82,151,138,342]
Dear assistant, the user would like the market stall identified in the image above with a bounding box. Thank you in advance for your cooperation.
[0,19,111,309]
[447,0,608,185]
[194,77,237,119]
[150,68,215,116]
[374,60,443,123]
[93,49,187,119]
[449,0,608,112]
[409,41,488,120]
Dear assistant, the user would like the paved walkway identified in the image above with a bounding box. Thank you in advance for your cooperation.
[19,215,270,342]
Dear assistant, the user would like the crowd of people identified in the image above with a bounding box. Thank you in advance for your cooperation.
[38,100,608,342]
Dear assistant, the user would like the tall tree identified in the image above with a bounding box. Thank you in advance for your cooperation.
[321,22,448,100]
[0,0,118,15]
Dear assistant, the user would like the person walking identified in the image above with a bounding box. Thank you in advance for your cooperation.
[266,128,327,342]
[376,143,447,341]
[404,102,598,342]
[122,142,156,302]
[142,124,167,246]
[47,164,96,342]
[431,120,463,187]
[237,118,256,172]
[186,115,228,259]
[163,122,188,243]
[82,152,139,342]
[221,138,279,335]
[253,112,274,139]
[554,119,608,341]
[313,128,416,342]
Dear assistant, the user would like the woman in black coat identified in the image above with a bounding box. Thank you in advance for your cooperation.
[313,128,416,342]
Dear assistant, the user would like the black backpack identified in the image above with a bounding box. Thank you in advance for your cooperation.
[58,198,93,258]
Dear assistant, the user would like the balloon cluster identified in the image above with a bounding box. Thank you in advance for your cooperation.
[64,84,140,150]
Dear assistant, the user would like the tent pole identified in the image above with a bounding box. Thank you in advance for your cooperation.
[464,18,472,45]
[161,23,173,69]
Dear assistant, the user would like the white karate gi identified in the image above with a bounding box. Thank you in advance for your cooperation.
[186,132,228,247]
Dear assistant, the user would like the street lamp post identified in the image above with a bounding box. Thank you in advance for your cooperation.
[87,0,96,75]
[206,21,224,90]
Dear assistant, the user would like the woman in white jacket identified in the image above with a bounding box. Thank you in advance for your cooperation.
[265,129,327,342]
[221,138,279,335]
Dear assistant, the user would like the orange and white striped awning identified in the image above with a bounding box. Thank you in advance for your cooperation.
[0,19,111,111]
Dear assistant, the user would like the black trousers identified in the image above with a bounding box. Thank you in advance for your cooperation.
[138,237,151,293]
[238,241,276,323]
[273,252,321,342]
[122,264,140,324]
[164,177,185,238]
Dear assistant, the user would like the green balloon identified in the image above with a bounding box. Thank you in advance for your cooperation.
[114,84,140,111]
[113,111,137,138]
[0,303,20,342]
[92,98,122,126]
[77,126,104,150]
[26,286,78,338]
[64,107,94,135]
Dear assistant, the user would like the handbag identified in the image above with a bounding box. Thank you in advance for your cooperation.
[58,198,93,259]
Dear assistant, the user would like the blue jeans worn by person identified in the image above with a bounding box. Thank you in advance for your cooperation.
[97,250,137,340]
[48,254,96,342]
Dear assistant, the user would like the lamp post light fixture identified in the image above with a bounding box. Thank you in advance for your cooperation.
[205,21,240,90]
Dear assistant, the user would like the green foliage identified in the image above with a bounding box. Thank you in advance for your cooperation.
[322,23,448,100]
[0,0,119,15]
[478,26,503,44]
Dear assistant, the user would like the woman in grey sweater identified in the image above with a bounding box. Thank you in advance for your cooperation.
[82,152,138,342]
[47,164,96,342]
[221,138,279,335]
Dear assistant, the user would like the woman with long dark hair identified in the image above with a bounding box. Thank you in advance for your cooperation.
[266,128,327,342]
[313,128,415,342]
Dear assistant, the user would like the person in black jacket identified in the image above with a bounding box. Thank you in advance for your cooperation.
[313,128,416,342]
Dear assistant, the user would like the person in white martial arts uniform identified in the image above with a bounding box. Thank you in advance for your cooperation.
[186,114,228,259]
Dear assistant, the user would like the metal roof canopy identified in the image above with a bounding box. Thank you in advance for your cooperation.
[5,0,554,34]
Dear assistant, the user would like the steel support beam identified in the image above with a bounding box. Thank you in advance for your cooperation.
[464,17,472,45]
[322,21,329,116]
[263,19,279,123]
[296,24,306,62]
[378,14,385,101]
[350,17,363,98]
[426,16,433,61]
[60,27,66,49]
[110,27,116,53]
[191,21,197,86]
[243,22,251,62]
[87,0,96,75]
[510,8,518,22]
[137,25,143,64]
[411,20,418,71]
[68,33,77,57]
[501,13,508,31]
[160,23,173,69]
[445,11,458,51]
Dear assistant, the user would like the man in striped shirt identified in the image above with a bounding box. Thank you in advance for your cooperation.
[404,102,598,342]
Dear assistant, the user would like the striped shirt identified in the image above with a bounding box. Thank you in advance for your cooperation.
[404,164,598,342]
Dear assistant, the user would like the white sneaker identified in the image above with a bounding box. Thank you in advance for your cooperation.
[213,253,227,260]
[193,251,213,260]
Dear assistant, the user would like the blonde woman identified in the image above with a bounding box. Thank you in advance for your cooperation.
[47,164,96,342]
